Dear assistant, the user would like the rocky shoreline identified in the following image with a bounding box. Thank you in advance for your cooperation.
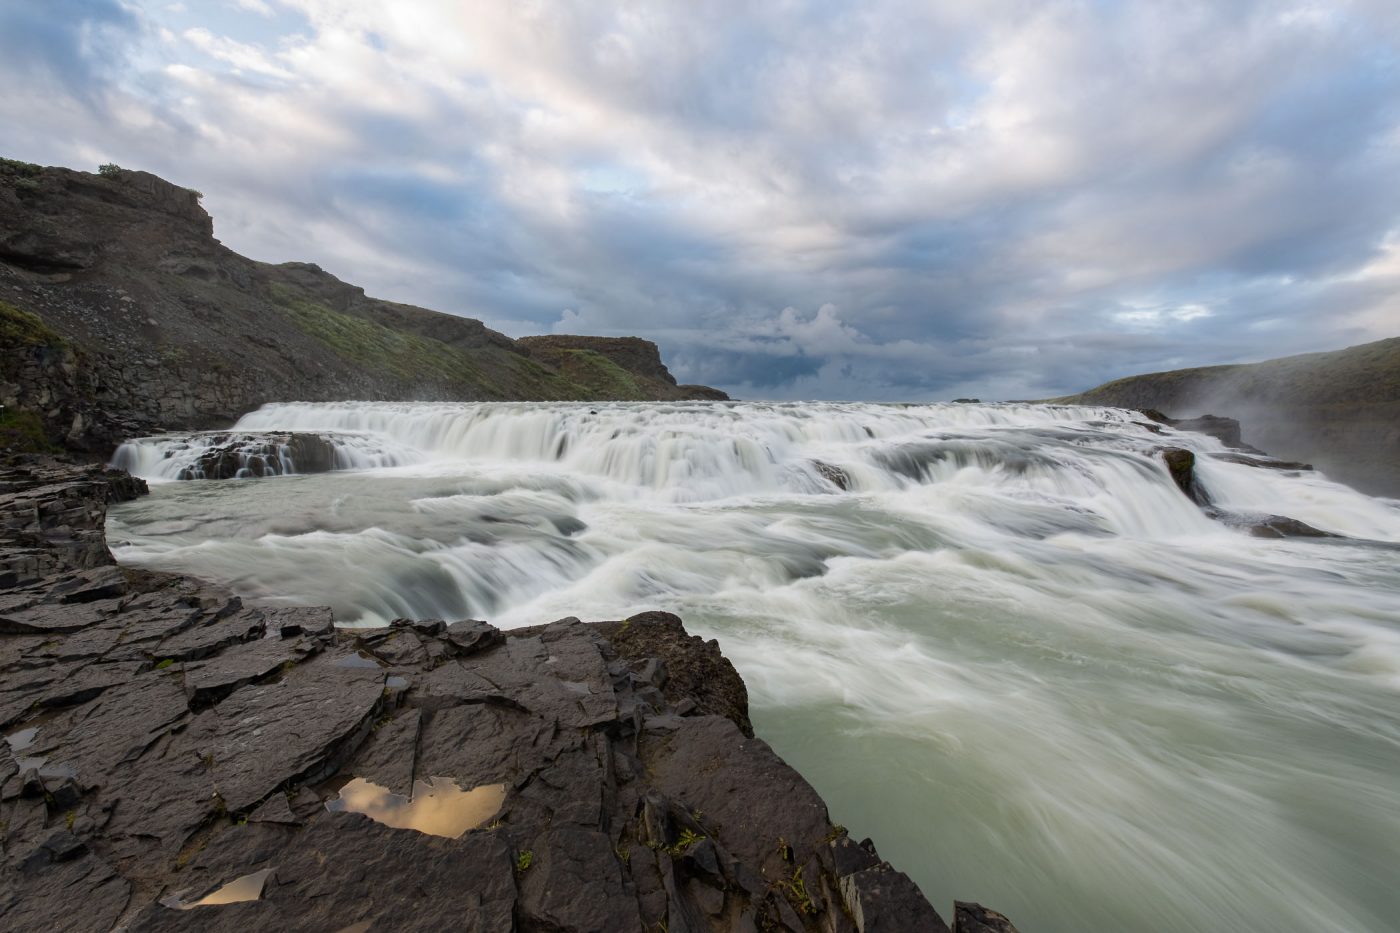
[0,457,1017,932]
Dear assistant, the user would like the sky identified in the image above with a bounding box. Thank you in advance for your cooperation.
[2,0,1398,400]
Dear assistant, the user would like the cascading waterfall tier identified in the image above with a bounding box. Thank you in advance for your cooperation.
[111,429,414,481]
[106,400,1400,933]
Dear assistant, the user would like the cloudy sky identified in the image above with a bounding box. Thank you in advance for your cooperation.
[3,1,1399,399]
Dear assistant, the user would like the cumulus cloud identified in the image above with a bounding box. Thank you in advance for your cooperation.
[2,0,1398,399]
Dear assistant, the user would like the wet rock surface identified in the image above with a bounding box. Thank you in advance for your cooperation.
[0,459,1016,932]
[1157,447,1343,539]
[173,432,340,480]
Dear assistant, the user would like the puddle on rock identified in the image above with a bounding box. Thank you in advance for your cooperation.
[334,651,383,669]
[325,776,505,839]
[6,727,38,752]
[162,867,274,909]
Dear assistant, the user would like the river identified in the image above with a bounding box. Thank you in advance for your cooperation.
[107,400,1400,932]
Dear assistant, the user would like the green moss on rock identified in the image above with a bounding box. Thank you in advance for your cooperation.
[0,299,66,349]
[0,407,58,454]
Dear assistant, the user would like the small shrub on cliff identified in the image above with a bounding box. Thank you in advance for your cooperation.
[98,162,123,176]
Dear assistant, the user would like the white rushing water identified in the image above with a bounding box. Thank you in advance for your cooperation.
[107,400,1400,933]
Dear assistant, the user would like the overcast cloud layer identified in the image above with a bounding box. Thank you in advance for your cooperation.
[3,0,1399,399]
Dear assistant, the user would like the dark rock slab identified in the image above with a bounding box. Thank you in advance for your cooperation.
[1210,452,1314,471]
[842,863,953,932]
[47,566,128,604]
[180,635,319,707]
[0,598,123,634]
[640,715,831,878]
[264,605,334,639]
[441,618,503,656]
[38,660,143,708]
[598,611,753,737]
[954,901,1022,933]
[178,664,385,812]
[518,825,643,932]
[153,609,266,663]
[247,793,299,826]
[1160,448,1207,505]
[1242,515,1340,539]
[344,707,421,796]
[0,851,131,933]
[164,432,342,480]
[813,460,851,490]
[1171,414,1244,448]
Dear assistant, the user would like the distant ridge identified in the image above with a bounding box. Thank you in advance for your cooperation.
[0,157,725,455]
[1053,336,1400,496]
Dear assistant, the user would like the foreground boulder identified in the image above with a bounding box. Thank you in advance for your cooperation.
[0,459,1017,932]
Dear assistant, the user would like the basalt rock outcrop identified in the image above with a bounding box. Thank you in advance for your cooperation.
[0,458,1015,932]
[1157,446,1337,539]
[518,335,729,402]
[0,158,727,456]
[175,432,340,480]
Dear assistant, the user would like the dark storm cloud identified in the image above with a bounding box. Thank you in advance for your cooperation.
[1,1,1397,399]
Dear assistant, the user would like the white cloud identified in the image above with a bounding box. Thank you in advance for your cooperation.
[4,0,1397,398]
[181,27,294,79]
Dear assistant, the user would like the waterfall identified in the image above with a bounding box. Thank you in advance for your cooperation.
[104,400,1400,933]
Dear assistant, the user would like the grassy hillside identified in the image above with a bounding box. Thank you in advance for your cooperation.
[1055,337,1400,497]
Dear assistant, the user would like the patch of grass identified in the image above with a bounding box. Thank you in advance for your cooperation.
[0,158,41,177]
[664,828,705,856]
[270,286,489,385]
[775,865,818,916]
[538,348,655,400]
[268,285,597,400]
[0,407,57,454]
[515,849,534,872]
[0,299,66,349]
[155,658,175,670]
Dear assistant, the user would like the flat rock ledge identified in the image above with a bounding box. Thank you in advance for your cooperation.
[0,457,1018,933]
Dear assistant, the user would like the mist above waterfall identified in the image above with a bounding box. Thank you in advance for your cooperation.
[107,401,1400,933]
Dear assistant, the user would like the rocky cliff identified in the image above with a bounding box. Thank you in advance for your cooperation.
[0,458,1014,933]
[1052,336,1400,497]
[518,335,730,402]
[0,158,726,456]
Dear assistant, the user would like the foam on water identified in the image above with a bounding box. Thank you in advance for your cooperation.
[107,400,1400,933]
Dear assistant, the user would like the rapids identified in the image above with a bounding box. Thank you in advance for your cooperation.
[107,400,1400,933]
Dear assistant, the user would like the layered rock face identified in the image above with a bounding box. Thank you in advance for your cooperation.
[518,335,730,402]
[0,459,1014,932]
[0,158,726,455]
